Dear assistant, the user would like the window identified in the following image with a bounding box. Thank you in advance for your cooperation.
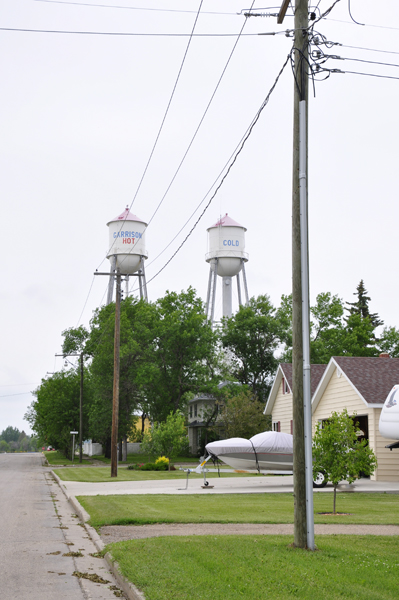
[194,404,197,417]
[272,421,280,432]
[189,405,192,418]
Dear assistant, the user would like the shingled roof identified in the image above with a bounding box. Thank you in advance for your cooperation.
[332,356,399,405]
[280,363,327,396]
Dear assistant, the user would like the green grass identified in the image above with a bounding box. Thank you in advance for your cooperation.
[91,454,199,465]
[107,535,399,600]
[53,465,257,482]
[78,492,399,528]
[43,451,93,466]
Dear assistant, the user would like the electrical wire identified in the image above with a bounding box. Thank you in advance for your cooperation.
[104,1,256,283]
[348,0,364,26]
[337,70,399,81]
[138,55,290,290]
[326,18,399,32]
[95,0,205,270]
[337,56,399,69]
[0,27,261,36]
[75,275,96,327]
[341,44,399,56]
[33,0,238,15]
[146,0,256,229]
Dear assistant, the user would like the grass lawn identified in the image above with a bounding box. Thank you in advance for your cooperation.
[107,535,399,600]
[53,466,257,482]
[78,492,399,528]
[43,451,93,466]
[92,454,199,465]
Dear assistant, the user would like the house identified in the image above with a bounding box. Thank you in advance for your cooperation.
[187,382,240,454]
[187,392,218,455]
[265,355,399,482]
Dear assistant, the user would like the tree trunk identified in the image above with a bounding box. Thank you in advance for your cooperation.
[118,438,123,462]
[122,434,127,462]
[104,438,111,459]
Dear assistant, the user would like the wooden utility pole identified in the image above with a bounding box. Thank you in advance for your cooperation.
[292,0,309,549]
[111,269,121,478]
[79,352,83,464]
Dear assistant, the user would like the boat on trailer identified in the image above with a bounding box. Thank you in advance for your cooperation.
[203,430,327,487]
[205,431,293,472]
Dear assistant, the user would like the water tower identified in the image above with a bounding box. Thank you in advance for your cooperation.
[205,213,249,325]
[106,207,148,304]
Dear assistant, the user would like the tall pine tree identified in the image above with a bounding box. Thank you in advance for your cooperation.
[346,280,383,329]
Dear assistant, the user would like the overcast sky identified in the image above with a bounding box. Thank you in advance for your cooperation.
[1,0,398,434]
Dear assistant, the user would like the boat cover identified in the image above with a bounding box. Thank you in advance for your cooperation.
[206,431,293,457]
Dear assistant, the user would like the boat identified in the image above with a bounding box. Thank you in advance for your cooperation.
[205,431,293,472]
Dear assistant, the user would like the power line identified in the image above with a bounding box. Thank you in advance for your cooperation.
[341,44,399,56]
[0,392,34,398]
[141,54,290,289]
[0,26,261,37]
[128,0,204,212]
[326,18,399,32]
[336,69,399,81]
[75,275,96,327]
[96,0,205,271]
[338,56,399,69]
[105,0,257,281]
[145,1,256,230]
[33,0,238,15]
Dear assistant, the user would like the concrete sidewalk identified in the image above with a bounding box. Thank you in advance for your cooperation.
[54,473,399,498]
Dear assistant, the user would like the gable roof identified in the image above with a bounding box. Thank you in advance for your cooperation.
[264,363,327,415]
[312,356,399,410]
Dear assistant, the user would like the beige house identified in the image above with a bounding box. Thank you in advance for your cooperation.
[265,356,399,482]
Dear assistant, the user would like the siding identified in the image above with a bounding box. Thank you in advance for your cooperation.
[271,381,293,434]
[313,367,399,482]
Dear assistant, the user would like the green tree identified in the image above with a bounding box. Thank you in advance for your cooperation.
[141,411,188,468]
[220,295,287,403]
[0,440,10,452]
[346,280,383,329]
[0,426,21,443]
[377,326,399,357]
[61,325,89,355]
[312,409,377,514]
[25,369,92,458]
[142,288,221,421]
[87,296,154,457]
[211,386,271,440]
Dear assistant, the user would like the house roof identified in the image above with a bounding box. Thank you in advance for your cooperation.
[264,363,327,415]
[312,356,399,410]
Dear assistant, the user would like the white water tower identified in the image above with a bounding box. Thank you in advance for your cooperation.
[106,207,148,303]
[205,214,249,324]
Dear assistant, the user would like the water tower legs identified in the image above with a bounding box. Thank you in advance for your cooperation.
[222,276,233,318]
[138,256,148,301]
[236,273,243,306]
[241,261,249,305]
[106,255,117,305]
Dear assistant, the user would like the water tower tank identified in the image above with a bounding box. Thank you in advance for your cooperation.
[206,213,248,276]
[107,207,148,274]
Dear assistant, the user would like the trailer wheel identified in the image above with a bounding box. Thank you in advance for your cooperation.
[313,471,327,488]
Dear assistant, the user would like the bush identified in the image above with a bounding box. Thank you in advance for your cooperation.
[155,456,169,468]
[127,462,170,471]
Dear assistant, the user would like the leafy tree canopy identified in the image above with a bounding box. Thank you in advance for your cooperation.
[211,386,271,440]
[141,411,188,466]
[0,425,21,443]
[220,295,288,403]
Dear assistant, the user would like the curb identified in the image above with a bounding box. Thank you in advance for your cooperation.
[105,553,146,600]
[50,469,146,600]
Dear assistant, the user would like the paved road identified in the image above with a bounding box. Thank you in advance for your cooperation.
[0,453,125,599]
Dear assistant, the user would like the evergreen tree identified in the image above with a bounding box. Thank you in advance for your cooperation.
[346,280,383,329]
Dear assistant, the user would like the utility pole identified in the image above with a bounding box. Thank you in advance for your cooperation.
[292,0,314,550]
[111,269,121,478]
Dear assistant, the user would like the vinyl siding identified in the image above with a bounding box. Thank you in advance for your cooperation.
[271,381,293,434]
[313,367,399,482]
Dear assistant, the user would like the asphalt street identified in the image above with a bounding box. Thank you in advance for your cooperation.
[0,453,125,599]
